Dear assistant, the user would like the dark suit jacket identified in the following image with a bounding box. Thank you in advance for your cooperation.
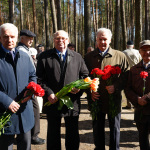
[36,48,89,117]
[0,45,36,135]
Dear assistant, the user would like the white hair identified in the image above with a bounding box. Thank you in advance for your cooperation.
[96,28,112,39]
[0,23,18,37]
[54,30,69,39]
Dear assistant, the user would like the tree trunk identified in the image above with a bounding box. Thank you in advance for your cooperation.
[120,0,127,50]
[19,0,23,30]
[50,0,57,33]
[32,0,37,45]
[92,0,96,47]
[44,0,50,49]
[9,0,14,23]
[74,0,77,52]
[135,0,142,49]
[67,0,70,36]
[84,0,91,53]
[95,0,98,31]
[107,0,109,28]
[114,0,120,50]
[56,0,62,30]
[145,0,148,39]
[130,0,135,41]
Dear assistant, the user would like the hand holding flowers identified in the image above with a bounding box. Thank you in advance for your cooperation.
[45,77,99,110]
[0,82,45,135]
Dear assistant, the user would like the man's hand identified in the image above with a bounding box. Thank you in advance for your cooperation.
[48,94,58,104]
[106,85,115,94]
[91,91,100,101]
[138,95,147,106]
[70,87,80,94]
[8,101,20,113]
[21,90,32,103]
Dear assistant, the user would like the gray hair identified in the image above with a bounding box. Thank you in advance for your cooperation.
[0,23,18,37]
[54,30,69,39]
[96,28,112,40]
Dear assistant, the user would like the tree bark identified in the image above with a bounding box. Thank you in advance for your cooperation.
[50,0,57,33]
[114,0,120,50]
[44,0,50,49]
[120,0,127,50]
[9,0,14,23]
[19,0,23,30]
[135,0,142,49]
[56,0,62,30]
[84,0,91,53]
[145,0,148,39]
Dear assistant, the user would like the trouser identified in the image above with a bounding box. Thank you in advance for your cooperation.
[0,130,31,150]
[47,113,80,150]
[93,111,121,150]
[136,115,150,150]
[31,97,40,140]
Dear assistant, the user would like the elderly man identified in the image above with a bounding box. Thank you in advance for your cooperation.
[125,40,150,150]
[123,40,142,109]
[84,28,129,150]
[0,23,36,149]
[17,29,45,145]
[36,30,89,150]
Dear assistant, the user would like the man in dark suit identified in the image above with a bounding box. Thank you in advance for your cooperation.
[36,30,89,150]
[0,23,36,149]
[125,40,150,150]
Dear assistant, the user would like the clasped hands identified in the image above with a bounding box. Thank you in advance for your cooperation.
[48,87,80,104]
[91,85,115,101]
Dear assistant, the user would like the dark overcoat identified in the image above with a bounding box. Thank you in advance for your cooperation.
[36,48,89,117]
[0,46,36,135]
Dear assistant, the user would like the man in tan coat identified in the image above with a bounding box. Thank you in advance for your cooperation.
[84,28,129,150]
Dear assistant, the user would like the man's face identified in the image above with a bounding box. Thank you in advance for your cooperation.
[21,36,34,48]
[54,31,69,52]
[96,32,111,52]
[139,46,150,63]
[0,28,18,51]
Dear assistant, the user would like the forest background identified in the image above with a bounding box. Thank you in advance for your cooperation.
[0,0,150,56]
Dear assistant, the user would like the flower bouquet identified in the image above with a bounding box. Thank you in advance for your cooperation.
[0,82,45,135]
[44,77,99,110]
[90,65,121,119]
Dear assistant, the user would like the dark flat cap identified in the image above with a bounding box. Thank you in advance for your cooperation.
[127,40,133,45]
[139,40,150,48]
[37,44,44,47]
[20,29,36,37]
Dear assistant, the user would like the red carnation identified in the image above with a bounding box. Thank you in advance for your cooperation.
[115,66,121,74]
[140,71,148,79]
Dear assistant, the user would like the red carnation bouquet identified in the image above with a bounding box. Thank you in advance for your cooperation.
[0,82,45,135]
[90,65,121,119]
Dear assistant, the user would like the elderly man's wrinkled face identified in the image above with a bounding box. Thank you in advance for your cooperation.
[96,32,111,52]
[140,46,150,63]
[54,31,69,52]
[0,28,18,51]
[21,36,34,48]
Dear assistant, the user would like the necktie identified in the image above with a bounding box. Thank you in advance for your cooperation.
[9,51,15,60]
[60,53,64,63]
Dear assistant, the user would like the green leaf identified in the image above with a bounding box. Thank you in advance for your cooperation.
[59,96,74,110]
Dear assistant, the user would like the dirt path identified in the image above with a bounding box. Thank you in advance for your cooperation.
[13,94,140,150]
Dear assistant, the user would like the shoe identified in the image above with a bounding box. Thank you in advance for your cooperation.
[31,137,46,145]
[122,106,131,109]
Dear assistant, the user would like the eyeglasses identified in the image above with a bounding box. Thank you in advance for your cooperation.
[54,37,68,41]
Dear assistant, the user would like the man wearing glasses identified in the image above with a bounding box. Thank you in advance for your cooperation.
[36,30,89,150]
[125,40,150,150]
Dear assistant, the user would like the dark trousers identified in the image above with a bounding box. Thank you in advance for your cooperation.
[31,97,40,140]
[93,112,121,150]
[0,130,31,150]
[136,115,150,150]
[47,113,80,150]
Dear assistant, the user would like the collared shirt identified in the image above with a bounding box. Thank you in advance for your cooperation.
[143,61,150,69]
[2,45,16,58]
[56,49,67,61]
[99,48,109,57]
